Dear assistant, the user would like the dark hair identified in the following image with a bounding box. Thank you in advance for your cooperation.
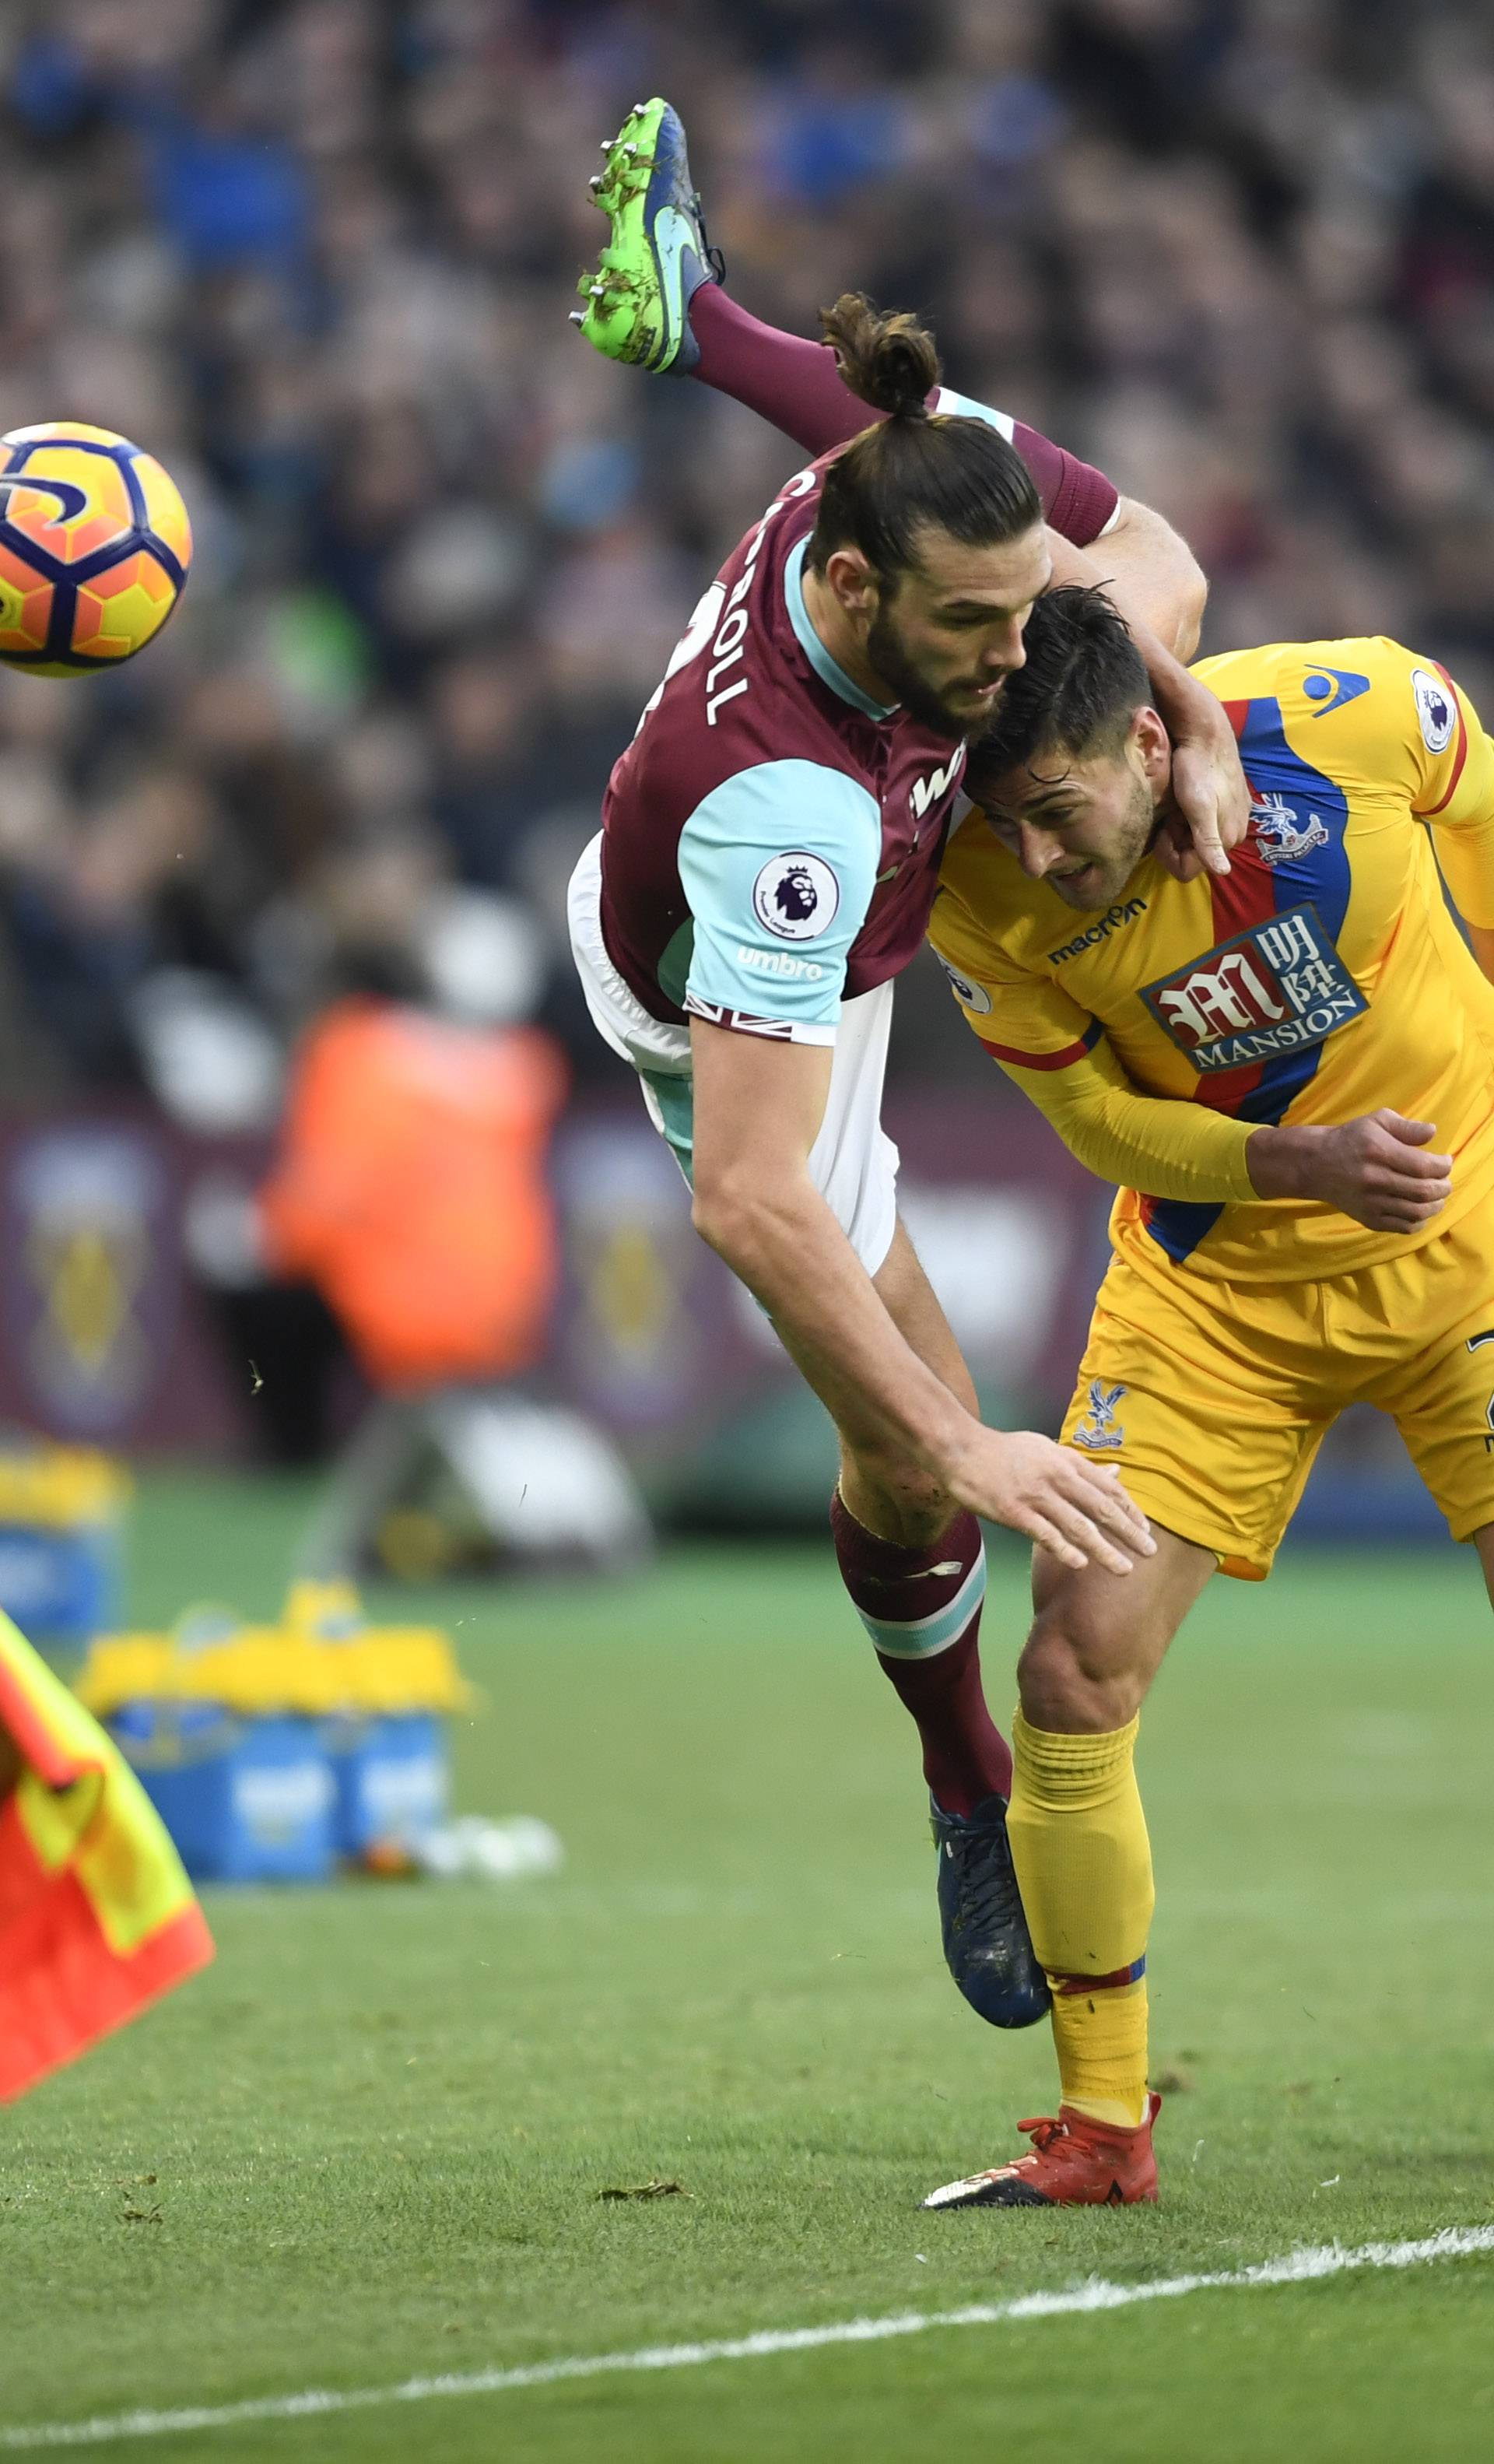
[962,584,1152,802]
[805,294,1043,583]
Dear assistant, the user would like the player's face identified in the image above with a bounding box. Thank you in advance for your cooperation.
[865,523,1051,741]
[978,727,1164,911]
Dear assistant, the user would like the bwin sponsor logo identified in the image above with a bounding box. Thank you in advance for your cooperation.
[738,946,825,980]
[1048,898,1147,966]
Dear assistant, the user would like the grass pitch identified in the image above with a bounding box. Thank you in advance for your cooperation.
[5,1473,1494,2460]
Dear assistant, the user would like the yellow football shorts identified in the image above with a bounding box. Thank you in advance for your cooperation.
[1061,1213,1494,1579]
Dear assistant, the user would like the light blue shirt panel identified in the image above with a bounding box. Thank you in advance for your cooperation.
[932,385,1016,440]
[678,760,882,1027]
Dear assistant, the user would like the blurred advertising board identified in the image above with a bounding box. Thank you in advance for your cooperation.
[552,1089,1106,1442]
[0,1114,248,1450]
[0,1100,1446,1547]
[0,1096,1104,1456]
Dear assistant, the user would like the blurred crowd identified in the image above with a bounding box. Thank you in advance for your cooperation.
[0,0,1491,1118]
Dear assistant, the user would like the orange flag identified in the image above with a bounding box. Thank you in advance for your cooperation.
[0,1610,213,2101]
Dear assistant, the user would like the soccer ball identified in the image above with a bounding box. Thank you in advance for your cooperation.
[0,422,191,678]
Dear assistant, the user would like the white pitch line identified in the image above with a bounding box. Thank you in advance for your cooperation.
[5,2224,1492,2451]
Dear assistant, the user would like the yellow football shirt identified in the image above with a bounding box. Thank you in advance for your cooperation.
[930,636,1494,1284]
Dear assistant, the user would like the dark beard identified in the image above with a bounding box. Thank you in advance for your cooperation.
[864,605,998,744]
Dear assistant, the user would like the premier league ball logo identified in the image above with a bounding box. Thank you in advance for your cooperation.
[1412,666,1456,755]
[774,864,819,924]
[753,851,840,942]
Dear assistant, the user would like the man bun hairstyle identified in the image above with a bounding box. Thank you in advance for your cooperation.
[820,292,942,421]
[806,294,1042,584]
[963,584,1152,806]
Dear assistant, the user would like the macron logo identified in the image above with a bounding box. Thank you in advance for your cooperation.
[737,946,826,981]
[1048,898,1148,966]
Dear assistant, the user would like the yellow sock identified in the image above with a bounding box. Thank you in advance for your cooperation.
[1049,1976,1149,2129]
[1008,1710,1154,2129]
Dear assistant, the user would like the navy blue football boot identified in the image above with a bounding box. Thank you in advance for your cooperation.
[932,1792,1050,2029]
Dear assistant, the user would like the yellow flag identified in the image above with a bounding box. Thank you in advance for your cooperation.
[0,1611,212,2101]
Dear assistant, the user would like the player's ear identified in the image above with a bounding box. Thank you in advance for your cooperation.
[1132,704,1172,791]
[823,546,879,621]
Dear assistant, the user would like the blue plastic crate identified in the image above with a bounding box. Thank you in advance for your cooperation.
[0,1521,120,1654]
[107,1701,335,1883]
[322,1712,449,1856]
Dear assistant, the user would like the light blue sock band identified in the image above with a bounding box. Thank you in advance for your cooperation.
[854,1547,986,1662]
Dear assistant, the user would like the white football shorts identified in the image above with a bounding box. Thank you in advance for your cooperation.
[567,830,899,1276]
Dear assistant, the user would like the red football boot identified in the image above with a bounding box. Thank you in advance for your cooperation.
[921,2092,1161,2208]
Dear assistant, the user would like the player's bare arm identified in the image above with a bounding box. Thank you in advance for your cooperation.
[1071,499,1207,664]
[689,1017,1155,1576]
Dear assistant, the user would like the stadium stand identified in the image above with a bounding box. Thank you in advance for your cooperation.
[0,0,1489,1117]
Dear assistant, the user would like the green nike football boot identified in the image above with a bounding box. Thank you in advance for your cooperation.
[573,97,722,374]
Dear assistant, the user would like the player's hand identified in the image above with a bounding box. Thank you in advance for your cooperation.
[1156,700,1251,883]
[1248,1111,1453,1231]
[945,1429,1156,1575]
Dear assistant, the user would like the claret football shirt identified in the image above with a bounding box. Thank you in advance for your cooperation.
[598,398,1115,1052]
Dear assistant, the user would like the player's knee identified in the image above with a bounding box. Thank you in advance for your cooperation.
[1017,1609,1148,1734]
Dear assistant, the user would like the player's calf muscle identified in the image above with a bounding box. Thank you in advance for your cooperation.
[838,1440,955,1549]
